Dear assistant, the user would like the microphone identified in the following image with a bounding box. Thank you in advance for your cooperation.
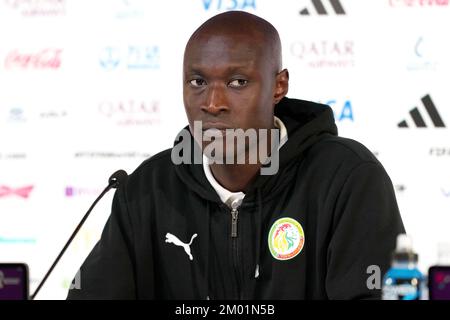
[30,169,128,300]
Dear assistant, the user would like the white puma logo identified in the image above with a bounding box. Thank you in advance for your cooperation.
[165,233,198,261]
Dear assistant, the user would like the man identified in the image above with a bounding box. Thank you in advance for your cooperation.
[67,11,404,300]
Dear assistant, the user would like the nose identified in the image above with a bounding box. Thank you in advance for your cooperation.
[201,83,228,115]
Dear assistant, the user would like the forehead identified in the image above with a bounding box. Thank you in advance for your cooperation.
[184,34,268,72]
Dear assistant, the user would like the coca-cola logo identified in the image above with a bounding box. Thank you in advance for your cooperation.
[4,48,62,70]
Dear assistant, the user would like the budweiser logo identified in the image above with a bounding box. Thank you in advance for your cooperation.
[0,185,34,198]
[4,48,62,69]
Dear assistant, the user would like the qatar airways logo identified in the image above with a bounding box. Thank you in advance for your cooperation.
[3,0,66,16]
[389,0,449,7]
[4,49,62,70]
[290,40,355,68]
[98,100,161,126]
[0,185,33,199]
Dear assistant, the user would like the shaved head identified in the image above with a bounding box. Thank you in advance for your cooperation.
[184,11,282,73]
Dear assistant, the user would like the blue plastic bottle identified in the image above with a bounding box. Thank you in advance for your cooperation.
[382,234,424,300]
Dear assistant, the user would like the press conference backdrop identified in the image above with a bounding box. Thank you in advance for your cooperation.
[0,0,449,299]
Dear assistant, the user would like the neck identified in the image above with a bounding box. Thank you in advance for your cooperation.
[206,121,280,192]
[209,162,262,192]
[209,127,277,192]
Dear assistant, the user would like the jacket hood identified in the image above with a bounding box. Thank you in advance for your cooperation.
[173,97,338,204]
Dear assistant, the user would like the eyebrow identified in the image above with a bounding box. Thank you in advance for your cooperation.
[185,64,253,76]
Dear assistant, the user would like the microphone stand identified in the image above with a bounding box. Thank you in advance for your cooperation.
[30,170,127,300]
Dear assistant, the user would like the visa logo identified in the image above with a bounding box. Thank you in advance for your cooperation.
[321,100,354,122]
[202,0,256,11]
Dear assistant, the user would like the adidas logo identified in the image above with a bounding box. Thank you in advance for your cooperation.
[300,0,346,15]
[398,94,446,128]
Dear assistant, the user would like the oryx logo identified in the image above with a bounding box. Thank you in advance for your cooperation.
[398,94,445,128]
[165,233,198,261]
[299,0,346,15]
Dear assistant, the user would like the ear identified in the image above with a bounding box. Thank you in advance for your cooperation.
[273,69,289,105]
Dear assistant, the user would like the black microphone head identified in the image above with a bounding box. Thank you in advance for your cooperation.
[108,169,128,189]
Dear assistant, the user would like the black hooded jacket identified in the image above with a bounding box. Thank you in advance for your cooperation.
[67,97,405,300]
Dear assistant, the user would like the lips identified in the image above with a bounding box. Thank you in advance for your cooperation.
[203,128,234,139]
[199,122,233,140]
[201,121,232,131]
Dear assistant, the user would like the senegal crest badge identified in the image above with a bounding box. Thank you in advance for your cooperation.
[268,217,305,260]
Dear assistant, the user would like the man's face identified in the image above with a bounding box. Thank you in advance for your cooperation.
[183,33,277,155]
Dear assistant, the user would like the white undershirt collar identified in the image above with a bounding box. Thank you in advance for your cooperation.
[202,116,288,207]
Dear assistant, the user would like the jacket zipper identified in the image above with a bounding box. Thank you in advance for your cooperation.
[230,199,242,299]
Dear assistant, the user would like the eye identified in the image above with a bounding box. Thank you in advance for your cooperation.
[228,79,248,88]
[189,78,207,87]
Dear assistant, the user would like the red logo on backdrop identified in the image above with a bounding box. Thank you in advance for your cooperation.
[3,0,66,16]
[98,100,161,126]
[4,49,62,70]
[0,185,34,198]
[290,40,355,68]
[390,0,449,6]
